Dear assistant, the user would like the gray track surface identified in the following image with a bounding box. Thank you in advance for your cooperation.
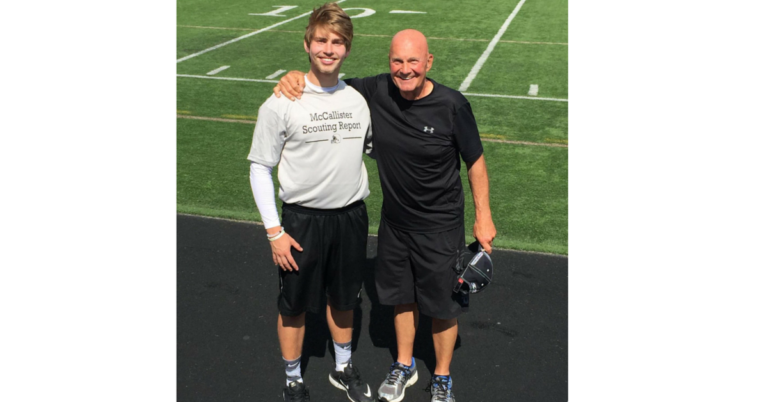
[178,214,567,401]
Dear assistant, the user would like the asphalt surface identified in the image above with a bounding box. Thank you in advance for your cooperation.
[178,214,567,401]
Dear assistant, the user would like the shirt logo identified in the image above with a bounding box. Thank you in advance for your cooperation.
[424,126,434,133]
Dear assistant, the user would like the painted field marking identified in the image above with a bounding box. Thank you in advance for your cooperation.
[206,65,230,75]
[528,84,538,96]
[176,0,347,64]
[222,114,258,120]
[458,0,527,91]
[390,10,427,14]
[266,69,287,79]
[481,138,567,148]
[338,73,346,79]
[177,74,278,83]
[178,115,256,124]
[462,92,567,102]
[249,6,298,17]
[176,74,567,102]
[176,115,567,147]
[178,26,568,45]
[343,8,376,18]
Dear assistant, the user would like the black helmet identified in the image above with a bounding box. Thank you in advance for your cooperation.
[453,241,493,294]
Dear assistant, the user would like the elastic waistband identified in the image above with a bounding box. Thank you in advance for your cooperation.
[282,200,365,216]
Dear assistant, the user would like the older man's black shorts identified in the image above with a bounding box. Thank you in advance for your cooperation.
[375,219,468,320]
[277,201,368,316]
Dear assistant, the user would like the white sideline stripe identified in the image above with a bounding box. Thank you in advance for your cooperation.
[338,73,345,79]
[206,65,230,75]
[177,74,278,83]
[528,84,538,96]
[177,115,567,148]
[462,92,567,102]
[390,10,427,14]
[177,74,567,101]
[178,26,568,45]
[178,115,256,124]
[266,69,286,79]
[458,0,527,92]
[176,0,346,64]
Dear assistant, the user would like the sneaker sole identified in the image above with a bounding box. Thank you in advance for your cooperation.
[377,371,418,402]
[329,373,373,402]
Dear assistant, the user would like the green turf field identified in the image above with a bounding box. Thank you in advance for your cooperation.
[177,0,568,254]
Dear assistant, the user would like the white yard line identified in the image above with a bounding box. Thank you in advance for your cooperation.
[177,74,278,83]
[176,115,566,147]
[178,26,567,45]
[176,0,346,64]
[458,0,527,92]
[265,69,287,79]
[481,138,567,148]
[462,92,567,102]
[390,10,427,14]
[206,65,230,75]
[178,115,256,124]
[176,74,567,102]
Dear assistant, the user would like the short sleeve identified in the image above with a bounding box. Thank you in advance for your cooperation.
[344,75,380,102]
[246,98,286,167]
[453,102,484,164]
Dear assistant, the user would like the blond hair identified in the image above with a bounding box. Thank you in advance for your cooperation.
[304,3,353,51]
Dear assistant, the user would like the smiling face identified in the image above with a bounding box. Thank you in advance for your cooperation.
[304,26,350,82]
[389,30,434,100]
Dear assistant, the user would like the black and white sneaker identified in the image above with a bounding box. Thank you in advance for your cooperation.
[283,380,310,402]
[328,362,375,402]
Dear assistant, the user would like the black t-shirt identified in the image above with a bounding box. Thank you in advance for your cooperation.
[345,74,484,233]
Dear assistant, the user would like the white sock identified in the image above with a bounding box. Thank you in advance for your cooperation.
[333,340,352,371]
[283,356,302,386]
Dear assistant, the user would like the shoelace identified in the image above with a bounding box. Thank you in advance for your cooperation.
[287,384,310,401]
[341,365,363,387]
[431,382,450,401]
[385,363,409,385]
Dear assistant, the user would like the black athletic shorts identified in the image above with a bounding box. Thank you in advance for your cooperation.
[375,219,469,320]
[277,200,368,316]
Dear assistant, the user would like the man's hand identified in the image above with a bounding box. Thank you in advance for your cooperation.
[273,70,306,101]
[270,232,303,271]
[473,217,496,255]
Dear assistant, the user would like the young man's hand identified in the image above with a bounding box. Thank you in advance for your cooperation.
[270,232,303,271]
[273,71,306,100]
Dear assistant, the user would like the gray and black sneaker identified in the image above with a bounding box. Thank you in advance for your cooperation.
[329,362,374,402]
[377,358,418,402]
[283,380,310,402]
[429,375,455,402]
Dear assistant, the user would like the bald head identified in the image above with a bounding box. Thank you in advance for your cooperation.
[390,29,430,55]
[389,29,434,100]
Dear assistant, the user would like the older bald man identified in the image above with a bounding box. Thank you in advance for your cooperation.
[275,29,496,402]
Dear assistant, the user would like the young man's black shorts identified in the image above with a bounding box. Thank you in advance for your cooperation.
[277,200,368,316]
[375,219,468,320]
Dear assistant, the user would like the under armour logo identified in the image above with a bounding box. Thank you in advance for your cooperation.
[424,126,434,133]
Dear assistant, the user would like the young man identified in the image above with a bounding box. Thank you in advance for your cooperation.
[274,29,496,402]
[247,3,375,402]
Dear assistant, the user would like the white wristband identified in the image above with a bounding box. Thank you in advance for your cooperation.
[267,229,285,242]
